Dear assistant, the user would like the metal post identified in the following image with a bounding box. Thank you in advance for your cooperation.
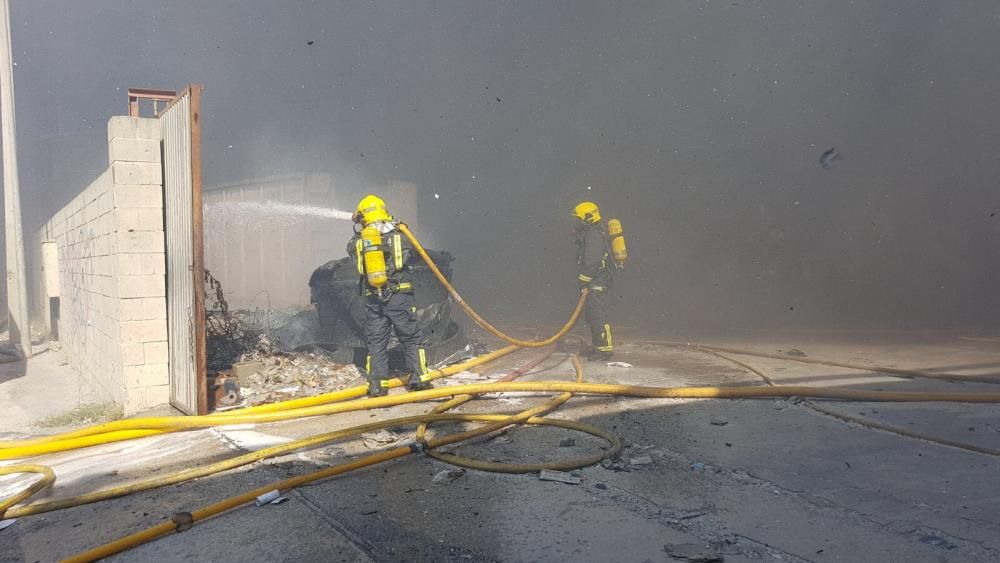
[0,0,31,357]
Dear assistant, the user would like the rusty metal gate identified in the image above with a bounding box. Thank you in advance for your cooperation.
[159,85,207,415]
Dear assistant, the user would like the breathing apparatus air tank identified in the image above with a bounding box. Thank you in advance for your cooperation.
[607,218,627,268]
[361,225,388,290]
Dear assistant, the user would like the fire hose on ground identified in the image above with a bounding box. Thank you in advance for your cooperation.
[0,225,999,561]
[56,372,1000,561]
[2,347,562,520]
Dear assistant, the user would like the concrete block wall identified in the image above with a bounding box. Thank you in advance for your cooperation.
[33,116,170,414]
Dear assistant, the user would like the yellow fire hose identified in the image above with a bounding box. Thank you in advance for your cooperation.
[5,381,1000,516]
[2,349,561,519]
[0,274,586,458]
[0,345,522,454]
[63,361,615,563]
[57,365,1000,560]
[0,465,54,518]
[659,341,1000,385]
[63,415,616,563]
[8,380,1000,460]
[398,223,588,348]
[415,350,584,472]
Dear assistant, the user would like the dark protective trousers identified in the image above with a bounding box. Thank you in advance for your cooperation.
[585,287,613,353]
[365,292,429,390]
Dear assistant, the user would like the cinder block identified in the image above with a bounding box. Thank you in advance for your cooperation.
[109,138,161,164]
[99,295,115,318]
[118,275,165,299]
[119,299,143,321]
[143,341,169,364]
[123,364,170,387]
[115,209,140,232]
[141,297,167,320]
[116,208,162,232]
[141,253,166,275]
[122,343,145,366]
[95,214,114,238]
[117,231,164,254]
[138,208,164,231]
[123,384,170,415]
[97,190,114,216]
[120,319,168,344]
[112,162,162,186]
[114,185,163,208]
[97,275,115,297]
[108,116,161,142]
[116,254,143,276]
[103,233,117,256]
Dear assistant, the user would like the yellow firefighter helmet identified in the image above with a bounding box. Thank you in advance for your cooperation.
[355,194,391,225]
[572,201,601,224]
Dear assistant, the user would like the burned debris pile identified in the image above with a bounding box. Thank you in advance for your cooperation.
[204,270,363,407]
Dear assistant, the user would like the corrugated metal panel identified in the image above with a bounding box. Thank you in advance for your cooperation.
[160,92,199,414]
[202,174,339,308]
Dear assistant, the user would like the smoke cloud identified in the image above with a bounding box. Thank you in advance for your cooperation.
[9,1,1000,333]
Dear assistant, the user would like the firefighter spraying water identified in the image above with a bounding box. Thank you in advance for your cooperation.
[348,195,434,397]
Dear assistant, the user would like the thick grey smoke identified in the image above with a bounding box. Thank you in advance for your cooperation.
[9,1,1000,332]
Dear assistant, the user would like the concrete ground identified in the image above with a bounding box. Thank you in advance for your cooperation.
[0,343,100,436]
[3,329,1000,562]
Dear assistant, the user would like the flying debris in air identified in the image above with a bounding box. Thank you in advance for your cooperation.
[819,147,841,169]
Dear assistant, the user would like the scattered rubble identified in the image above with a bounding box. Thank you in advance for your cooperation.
[601,458,628,472]
[709,419,729,427]
[205,270,366,406]
[559,438,576,447]
[448,371,489,381]
[785,348,807,357]
[629,455,654,466]
[238,350,365,406]
[432,469,465,485]
[607,361,633,368]
[254,490,289,506]
[538,469,581,484]
[362,430,400,449]
[313,446,348,459]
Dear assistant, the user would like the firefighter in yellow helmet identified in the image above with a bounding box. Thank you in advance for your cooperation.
[572,201,615,361]
[348,194,432,397]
